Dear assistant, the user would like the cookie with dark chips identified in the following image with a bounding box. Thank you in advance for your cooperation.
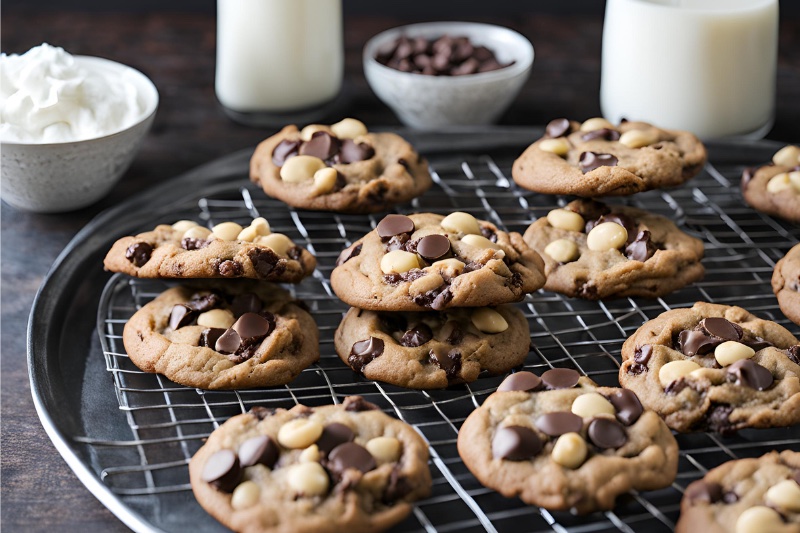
[512,118,707,197]
[189,396,431,533]
[457,370,678,513]
[741,144,800,223]
[619,302,800,433]
[773,243,800,326]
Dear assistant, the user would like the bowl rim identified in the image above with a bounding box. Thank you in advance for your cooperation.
[1,55,159,147]
[363,21,534,84]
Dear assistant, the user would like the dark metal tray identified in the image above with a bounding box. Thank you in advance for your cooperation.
[28,128,800,533]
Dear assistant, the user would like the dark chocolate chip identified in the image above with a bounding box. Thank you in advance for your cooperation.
[704,404,734,434]
[429,348,462,380]
[386,233,411,252]
[349,337,385,372]
[587,418,627,449]
[607,389,644,426]
[337,139,374,163]
[272,139,300,166]
[383,466,411,503]
[182,237,209,250]
[377,214,415,239]
[492,426,542,460]
[316,423,355,454]
[497,371,543,392]
[125,242,153,267]
[788,345,800,365]
[628,363,647,375]
[700,317,742,341]
[169,304,196,330]
[238,435,279,468]
[625,230,657,262]
[541,368,581,389]
[444,324,464,345]
[249,406,275,420]
[546,118,571,138]
[201,449,242,492]
[247,248,280,279]
[665,378,689,395]
[726,359,774,390]
[327,442,376,477]
[343,396,379,412]
[215,328,242,355]
[232,312,273,342]
[335,243,362,267]
[400,323,433,347]
[579,151,618,173]
[480,226,498,242]
[218,259,243,277]
[417,234,451,260]
[535,411,583,437]
[230,293,262,317]
[743,337,773,352]
[678,329,721,357]
[685,480,724,504]
[299,131,341,160]
[581,128,620,142]
[188,292,223,313]
[429,288,453,311]
[634,345,653,365]
[199,327,226,348]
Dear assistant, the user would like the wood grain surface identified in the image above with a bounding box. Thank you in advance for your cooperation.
[1,9,799,532]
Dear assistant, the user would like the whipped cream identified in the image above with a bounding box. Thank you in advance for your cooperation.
[0,43,146,143]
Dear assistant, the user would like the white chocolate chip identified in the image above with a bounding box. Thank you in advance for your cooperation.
[580,117,615,132]
[441,212,482,235]
[380,250,420,274]
[544,239,580,263]
[586,222,628,252]
[551,432,588,469]
[767,173,793,194]
[735,506,785,533]
[286,462,329,496]
[255,233,294,257]
[538,137,571,157]
[460,234,500,250]
[330,118,368,139]
[211,222,244,241]
[197,309,236,329]
[470,308,509,333]
[714,341,756,367]
[366,436,402,463]
[299,444,321,463]
[773,145,800,167]
[789,170,800,192]
[250,217,271,236]
[619,129,659,148]
[764,479,800,512]
[237,226,258,242]
[231,480,260,510]
[172,220,199,233]
[431,258,465,276]
[546,209,585,232]
[313,167,339,195]
[280,155,326,183]
[183,225,212,240]
[277,418,324,449]
[299,124,332,142]
[658,360,701,388]
[571,392,615,418]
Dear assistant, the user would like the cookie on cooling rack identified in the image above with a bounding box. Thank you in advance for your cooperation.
[773,243,800,326]
[619,302,800,433]
[511,117,707,197]
[741,144,800,223]
[522,199,705,299]
[330,212,546,311]
[122,281,319,389]
[189,396,431,533]
[334,306,530,389]
[676,450,800,533]
[104,218,316,283]
[457,369,678,514]
[249,118,432,214]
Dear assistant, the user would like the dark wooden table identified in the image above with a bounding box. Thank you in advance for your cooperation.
[2,9,799,532]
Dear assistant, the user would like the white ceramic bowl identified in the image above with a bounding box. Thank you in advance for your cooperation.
[363,22,534,129]
[1,56,158,213]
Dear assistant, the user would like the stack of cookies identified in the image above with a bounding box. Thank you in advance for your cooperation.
[329,211,547,388]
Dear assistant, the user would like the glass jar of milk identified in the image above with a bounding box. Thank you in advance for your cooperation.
[215,0,344,125]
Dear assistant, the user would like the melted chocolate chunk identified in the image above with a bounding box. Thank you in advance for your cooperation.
[379,313,408,334]
[249,406,275,420]
[704,404,734,434]
[625,230,657,262]
[125,242,153,267]
[343,396,379,412]
[400,323,433,347]
[215,328,242,355]
[287,246,303,261]
[238,435,279,468]
[587,418,627,449]
[686,480,724,504]
[535,411,583,437]
[385,233,411,252]
[188,292,223,313]
[327,442,376,479]
[444,324,464,345]
[700,317,742,341]
[377,214,415,239]
[545,118,571,138]
[665,378,689,395]
[579,151,618,173]
[218,259,243,277]
[634,345,653,365]
[541,368,581,389]
[417,234,451,260]
[299,131,341,160]
[480,226,498,243]
[462,261,483,274]
[335,243,362,266]
[678,330,721,357]
[272,139,300,166]
[581,128,620,142]
[497,371,543,392]
[316,423,355,455]
[247,248,280,279]
[384,269,425,286]
[182,237,210,250]
[337,139,375,163]
[169,304,196,330]
[429,288,453,311]
[349,337,385,372]
[429,348,462,380]
[232,312,274,342]
[492,426,542,460]
[199,327,226,348]
[607,389,644,426]
[201,449,242,492]
[628,363,647,375]
[230,293,262,317]
[788,345,800,365]
[383,467,411,503]
[726,359,773,390]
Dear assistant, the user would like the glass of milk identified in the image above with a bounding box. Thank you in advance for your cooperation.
[215,0,344,126]
[600,0,778,139]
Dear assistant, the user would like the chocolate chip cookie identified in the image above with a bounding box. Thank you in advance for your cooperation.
[619,302,800,433]
[104,218,316,282]
[249,119,432,213]
[512,117,707,197]
[676,450,800,533]
[741,145,800,223]
[334,305,530,389]
[189,396,431,533]
[457,369,678,514]
[123,281,319,389]
[522,199,705,299]
[330,212,546,311]
[773,243,800,326]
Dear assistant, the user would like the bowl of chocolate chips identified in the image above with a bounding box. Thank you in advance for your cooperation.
[363,21,533,129]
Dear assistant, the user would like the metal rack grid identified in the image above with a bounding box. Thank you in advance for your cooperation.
[92,152,800,533]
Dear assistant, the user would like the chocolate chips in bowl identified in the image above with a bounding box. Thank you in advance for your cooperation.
[375,34,514,76]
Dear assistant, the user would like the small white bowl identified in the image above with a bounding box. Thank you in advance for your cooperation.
[363,22,534,129]
[1,56,158,213]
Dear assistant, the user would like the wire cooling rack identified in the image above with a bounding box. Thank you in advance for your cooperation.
[91,150,800,533]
